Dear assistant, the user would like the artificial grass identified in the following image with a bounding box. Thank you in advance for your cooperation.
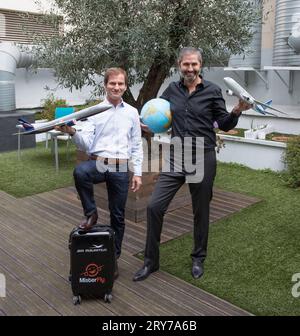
[0,141,76,197]
[159,163,300,316]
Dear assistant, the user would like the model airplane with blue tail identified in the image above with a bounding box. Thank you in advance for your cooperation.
[15,103,112,135]
[223,77,287,116]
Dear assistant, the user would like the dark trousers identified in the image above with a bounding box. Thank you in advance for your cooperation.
[73,160,129,258]
[144,150,216,268]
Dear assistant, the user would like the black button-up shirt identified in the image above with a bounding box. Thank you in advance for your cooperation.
[160,77,239,150]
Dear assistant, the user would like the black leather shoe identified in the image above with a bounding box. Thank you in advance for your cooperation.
[79,212,98,230]
[192,261,204,279]
[133,265,158,282]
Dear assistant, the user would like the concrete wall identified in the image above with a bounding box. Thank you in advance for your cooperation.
[216,134,287,172]
[261,0,276,68]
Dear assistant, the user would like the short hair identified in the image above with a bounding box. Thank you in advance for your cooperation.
[104,67,128,86]
[178,47,203,64]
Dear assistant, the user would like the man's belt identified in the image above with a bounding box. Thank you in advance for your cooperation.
[89,154,128,164]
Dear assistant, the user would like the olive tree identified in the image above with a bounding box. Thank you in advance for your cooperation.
[34,0,260,109]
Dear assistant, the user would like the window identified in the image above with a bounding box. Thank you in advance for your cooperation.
[0,8,62,44]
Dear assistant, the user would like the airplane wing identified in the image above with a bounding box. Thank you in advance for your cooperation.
[255,108,277,117]
[254,100,287,115]
[12,129,37,135]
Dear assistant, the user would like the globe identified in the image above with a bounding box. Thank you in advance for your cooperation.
[141,98,172,133]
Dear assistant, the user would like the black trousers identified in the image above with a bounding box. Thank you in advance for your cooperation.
[144,150,216,268]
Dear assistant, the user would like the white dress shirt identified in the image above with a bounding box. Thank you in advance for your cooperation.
[72,98,143,176]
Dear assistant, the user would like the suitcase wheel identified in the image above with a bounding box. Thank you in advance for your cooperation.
[73,295,82,305]
[104,293,113,303]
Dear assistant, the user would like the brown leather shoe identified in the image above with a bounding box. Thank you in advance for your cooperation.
[78,212,98,230]
[79,217,88,228]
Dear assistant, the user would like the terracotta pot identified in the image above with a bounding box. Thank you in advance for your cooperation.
[218,129,239,135]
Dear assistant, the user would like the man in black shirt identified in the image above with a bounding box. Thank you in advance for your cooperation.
[133,47,251,281]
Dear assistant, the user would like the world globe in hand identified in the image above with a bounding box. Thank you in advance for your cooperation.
[141,98,172,133]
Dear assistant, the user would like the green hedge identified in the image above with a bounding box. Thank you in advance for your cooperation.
[283,135,300,188]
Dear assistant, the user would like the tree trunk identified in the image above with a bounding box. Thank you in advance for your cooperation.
[135,60,172,112]
[134,3,192,112]
[123,89,138,109]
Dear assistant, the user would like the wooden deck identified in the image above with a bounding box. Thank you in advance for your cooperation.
[0,187,259,316]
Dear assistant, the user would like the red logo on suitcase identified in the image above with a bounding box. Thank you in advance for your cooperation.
[81,263,103,277]
[79,263,106,284]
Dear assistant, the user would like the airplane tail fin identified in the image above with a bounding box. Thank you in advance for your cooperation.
[255,100,276,116]
[18,118,34,131]
[255,105,266,115]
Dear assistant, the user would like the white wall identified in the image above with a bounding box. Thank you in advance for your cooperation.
[14,66,300,116]
[15,68,97,108]
[216,135,287,172]
[14,67,177,109]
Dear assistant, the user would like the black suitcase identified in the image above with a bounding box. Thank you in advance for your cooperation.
[68,225,116,305]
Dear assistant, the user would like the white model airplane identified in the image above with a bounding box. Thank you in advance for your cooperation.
[15,103,112,135]
[224,77,287,116]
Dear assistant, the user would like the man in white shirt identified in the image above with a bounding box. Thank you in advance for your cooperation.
[56,68,143,265]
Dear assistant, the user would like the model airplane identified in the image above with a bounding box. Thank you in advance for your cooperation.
[15,103,112,135]
[223,77,287,116]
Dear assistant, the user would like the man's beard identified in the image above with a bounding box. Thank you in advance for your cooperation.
[181,71,199,83]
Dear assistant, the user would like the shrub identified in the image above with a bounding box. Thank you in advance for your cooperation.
[283,135,300,188]
[75,99,101,111]
[39,94,67,120]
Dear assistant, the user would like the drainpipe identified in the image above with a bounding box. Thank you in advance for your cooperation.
[0,42,33,112]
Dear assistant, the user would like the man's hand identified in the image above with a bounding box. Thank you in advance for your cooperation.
[54,125,76,135]
[232,99,252,116]
[140,121,152,133]
[131,176,142,192]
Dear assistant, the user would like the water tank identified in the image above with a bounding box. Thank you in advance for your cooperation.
[0,42,33,112]
[228,0,262,68]
[0,72,15,112]
[273,0,300,66]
